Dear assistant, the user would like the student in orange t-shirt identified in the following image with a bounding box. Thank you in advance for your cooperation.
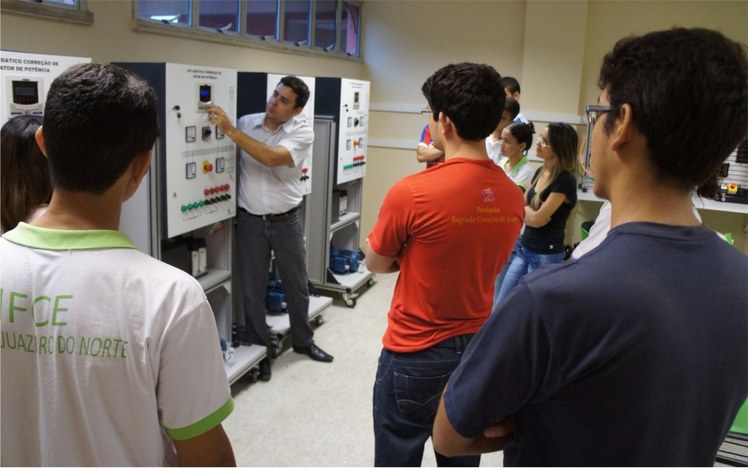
[365,63,525,467]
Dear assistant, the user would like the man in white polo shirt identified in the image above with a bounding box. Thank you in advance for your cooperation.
[0,63,235,466]
[208,77,333,381]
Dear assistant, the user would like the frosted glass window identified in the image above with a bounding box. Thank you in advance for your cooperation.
[283,0,310,45]
[340,1,359,55]
[139,0,191,26]
[199,0,239,33]
[246,0,278,38]
[314,0,336,50]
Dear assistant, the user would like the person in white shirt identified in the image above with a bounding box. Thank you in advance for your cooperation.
[0,63,235,467]
[502,76,530,124]
[208,77,334,381]
[498,122,535,193]
[485,97,520,165]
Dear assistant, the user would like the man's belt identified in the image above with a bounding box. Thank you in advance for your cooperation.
[238,205,300,221]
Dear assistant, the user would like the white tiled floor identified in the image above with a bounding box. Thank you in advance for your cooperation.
[223,273,503,467]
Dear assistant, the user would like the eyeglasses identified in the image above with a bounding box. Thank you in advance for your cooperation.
[421,107,433,119]
[537,136,551,149]
[586,105,611,127]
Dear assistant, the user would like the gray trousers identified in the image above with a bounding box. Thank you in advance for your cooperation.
[236,209,314,349]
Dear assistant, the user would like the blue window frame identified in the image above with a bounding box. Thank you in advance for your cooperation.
[134,0,361,58]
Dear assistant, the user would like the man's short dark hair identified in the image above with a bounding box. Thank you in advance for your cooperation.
[598,27,748,194]
[422,63,505,141]
[42,63,158,194]
[502,76,521,95]
[279,76,310,109]
[505,96,520,120]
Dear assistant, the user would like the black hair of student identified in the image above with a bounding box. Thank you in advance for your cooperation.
[505,96,520,120]
[279,76,310,109]
[598,27,748,196]
[505,122,533,150]
[502,76,521,95]
[1,115,51,232]
[42,63,158,194]
[422,62,505,141]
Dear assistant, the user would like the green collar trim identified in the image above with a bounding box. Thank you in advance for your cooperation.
[504,156,528,177]
[3,223,137,251]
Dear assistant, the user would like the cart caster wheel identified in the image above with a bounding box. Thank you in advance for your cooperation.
[342,292,357,308]
[367,278,375,287]
[249,369,259,383]
[313,316,323,327]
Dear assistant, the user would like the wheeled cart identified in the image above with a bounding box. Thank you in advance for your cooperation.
[307,117,375,307]
[225,344,267,385]
[266,294,333,356]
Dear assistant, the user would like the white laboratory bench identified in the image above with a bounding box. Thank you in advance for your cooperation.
[574,188,748,253]
[576,188,748,215]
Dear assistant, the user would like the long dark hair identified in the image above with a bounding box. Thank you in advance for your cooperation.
[531,123,578,210]
[1,115,52,232]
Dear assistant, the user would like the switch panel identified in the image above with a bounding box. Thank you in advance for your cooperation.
[163,64,237,238]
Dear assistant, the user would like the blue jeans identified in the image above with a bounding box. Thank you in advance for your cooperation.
[236,209,313,349]
[493,238,521,306]
[493,243,565,309]
[373,336,480,467]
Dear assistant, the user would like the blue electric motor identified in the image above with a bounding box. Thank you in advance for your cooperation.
[265,274,287,314]
[329,246,360,274]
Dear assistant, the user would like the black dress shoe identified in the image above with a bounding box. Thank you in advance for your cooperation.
[258,358,271,382]
[292,343,334,363]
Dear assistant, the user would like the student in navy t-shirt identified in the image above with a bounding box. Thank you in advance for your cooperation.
[433,27,748,466]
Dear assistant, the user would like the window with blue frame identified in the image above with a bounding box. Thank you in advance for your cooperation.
[340,1,359,55]
[199,0,239,33]
[42,0,78,7]
[139,0,191,26]
[135,0,361,58]
[283,0,310,45]
[246,0,278,39]
[314,0,336,51]
[2,0,93,24]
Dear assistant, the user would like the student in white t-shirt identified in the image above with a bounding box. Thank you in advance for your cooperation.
[485,97,520,165]
[498,122,535,193]
[0,63,235,467]
[502,76,530,124]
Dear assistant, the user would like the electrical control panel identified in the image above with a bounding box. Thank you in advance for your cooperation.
[0,50,91,123]
[115,62,238,240]
[314,77,370,184]
[164,63,237,238]
[237,72,316,195]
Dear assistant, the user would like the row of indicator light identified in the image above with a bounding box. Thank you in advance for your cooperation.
[342,155,366,171]
[204,184,231,196]
[181,194,232,212]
